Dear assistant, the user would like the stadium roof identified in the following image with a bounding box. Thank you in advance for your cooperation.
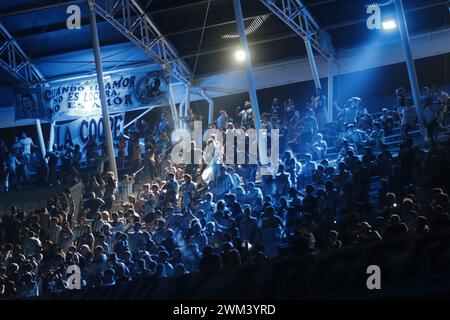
[0,0,448,87]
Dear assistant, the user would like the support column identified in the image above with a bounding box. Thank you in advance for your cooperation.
[201,90,215,126]
[208,98,214,126]
[184,84,191,129]
[35,119,46,159]
[178,99,186,129]
[394,0,426,138]
[168,82,180,129]
[232,0,263,133]
[305,36,322,90]
[327,58,334,122]
[48,120,56,152]
[303,17,322,90]
[88,0,118,178]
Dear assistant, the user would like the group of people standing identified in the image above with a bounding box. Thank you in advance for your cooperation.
[0,82,449,298]
[0,133,39,192]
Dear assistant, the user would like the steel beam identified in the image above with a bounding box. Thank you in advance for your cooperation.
[0,23,45,85]
[259,0,334,59]
[304,33,322,90]
[92,0,191,85]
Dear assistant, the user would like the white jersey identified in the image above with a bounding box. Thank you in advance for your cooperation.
[20,137,34,155]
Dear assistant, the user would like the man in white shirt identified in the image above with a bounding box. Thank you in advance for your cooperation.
[275,164,292,201]
[162,172,179,208]
[128,223,144,255]
[58,222,74,252]
[302,154,317,180]
[434,86,449,126]
[214,165,233,200]
[424,103,438,147]
[73,217,87,244]
[261,113,273,131]
[158,250,174,277]
[246,182,263,208]
[180,174,197,210]
[110,212,125,234]
[216,111,228,130]
[301,110,318,144]
[312,133,328,160]
[400,98,416,139]
[5,153,20,191]
[139,183,156,217]
[23,231,42,257]
[198,192,216,222]
[239,101,252,128]
[345,124,368,153]
[313,88,327,127]
[92,211,106,236]
[48,218,62,245]
[19,132,37,175]
[226,167,241,191]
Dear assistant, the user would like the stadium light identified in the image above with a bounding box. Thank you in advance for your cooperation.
[235,49,247,62]
[382,20,397,30]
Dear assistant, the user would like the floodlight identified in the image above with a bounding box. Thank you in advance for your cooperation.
[382,20,397,30]
[235,49,247,62]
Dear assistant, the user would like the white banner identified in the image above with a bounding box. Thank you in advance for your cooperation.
[54,113,125,150]
[40,71,167,120]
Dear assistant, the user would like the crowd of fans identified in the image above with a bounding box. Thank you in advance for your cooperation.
[0,84,449,298]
